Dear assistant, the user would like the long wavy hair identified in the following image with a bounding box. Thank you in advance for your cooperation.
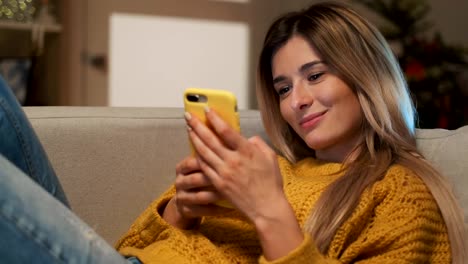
[256,2,465,263]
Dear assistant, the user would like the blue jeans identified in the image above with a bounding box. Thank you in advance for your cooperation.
[0,76,140,263]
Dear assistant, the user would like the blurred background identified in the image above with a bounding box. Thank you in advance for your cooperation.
[0,0,466,128]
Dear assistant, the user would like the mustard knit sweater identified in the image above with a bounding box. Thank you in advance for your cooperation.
[115,157,450,263]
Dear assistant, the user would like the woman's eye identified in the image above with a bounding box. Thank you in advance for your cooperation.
[277,86,290,96]
[308,72,323,81]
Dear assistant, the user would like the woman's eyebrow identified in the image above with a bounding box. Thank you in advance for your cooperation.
[299,60,324,74]
[273,76,286,85]
[273,60,324,85]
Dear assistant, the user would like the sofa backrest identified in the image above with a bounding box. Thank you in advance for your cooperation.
[415,126,468,239]
[25,107,266,244]
[24,107,467,245]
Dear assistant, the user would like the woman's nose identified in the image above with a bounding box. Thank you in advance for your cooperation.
[290,82,313,111]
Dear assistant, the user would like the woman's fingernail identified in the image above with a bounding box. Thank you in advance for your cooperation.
[186,125,192,131]
[204,106,210,113]
[184,112,192,120]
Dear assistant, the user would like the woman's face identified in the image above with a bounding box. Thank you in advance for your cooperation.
[271,36,363,162]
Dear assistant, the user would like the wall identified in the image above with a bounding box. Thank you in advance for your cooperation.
[59,0,85,106]
[427,0,468,46]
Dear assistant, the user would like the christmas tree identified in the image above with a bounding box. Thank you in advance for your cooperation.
[354,0,468,129]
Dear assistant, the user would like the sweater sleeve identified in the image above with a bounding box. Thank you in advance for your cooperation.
[114,185,176,250]
[258,234,341,264]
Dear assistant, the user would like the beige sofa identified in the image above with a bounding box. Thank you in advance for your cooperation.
[24,107,468,246]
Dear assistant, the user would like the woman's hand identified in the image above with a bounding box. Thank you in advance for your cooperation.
[184,108,284,223]
[185,108,304,259]
[185,109,282,222]
[162,155,231,229]
[185,109,304,260]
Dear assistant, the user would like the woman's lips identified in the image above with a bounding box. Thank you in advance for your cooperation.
[299,110,327,129]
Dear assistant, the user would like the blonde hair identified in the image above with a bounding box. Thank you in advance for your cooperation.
[257,2,465,262]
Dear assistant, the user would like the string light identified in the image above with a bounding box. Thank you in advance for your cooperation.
[0,0,37,22]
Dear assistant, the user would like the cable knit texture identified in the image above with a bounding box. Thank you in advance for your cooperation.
[115,156,450,263]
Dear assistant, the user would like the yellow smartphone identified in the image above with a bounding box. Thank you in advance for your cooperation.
[184,87,240,154]
[183,87,240,208]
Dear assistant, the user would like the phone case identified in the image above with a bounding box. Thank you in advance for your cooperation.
[183,87,240,208]
[184,88,240,144]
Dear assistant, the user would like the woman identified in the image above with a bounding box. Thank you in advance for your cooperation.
[116,2,465,263]
[0,2,465,264]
